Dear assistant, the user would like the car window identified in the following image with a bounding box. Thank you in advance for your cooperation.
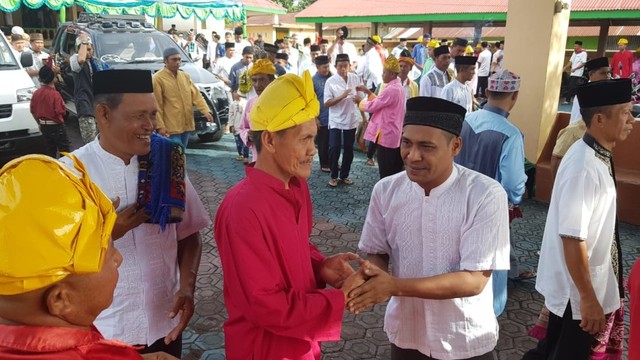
[95,32,188,64]
[0,37,19,69]
[60,31,77,57]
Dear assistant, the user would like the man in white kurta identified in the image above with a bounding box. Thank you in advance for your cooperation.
[441,56,477,113]
[536,79,634,359]
[356,37,383,91]
[419,45,453,98]
[351,96,510,360]
[62,70,211,357]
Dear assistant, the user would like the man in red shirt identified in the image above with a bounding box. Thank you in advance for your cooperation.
[29,66,70,158]
[611,38,634,79]
[214,72,365,360]
[0,155,175,359]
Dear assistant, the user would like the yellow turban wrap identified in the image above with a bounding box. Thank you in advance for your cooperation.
[384,54,400,73]
[465,45,474,54]
[427,40,439,48]
[248,59,276,77]
[372,35,382,44]
[249,71,319,132]
[618,38,628,45]
[0,155,116,295]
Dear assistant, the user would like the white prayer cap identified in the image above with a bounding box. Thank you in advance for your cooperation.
[11,26,24,35]
[488,69,521,92]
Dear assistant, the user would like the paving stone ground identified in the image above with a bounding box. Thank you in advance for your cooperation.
[181,134,640,360]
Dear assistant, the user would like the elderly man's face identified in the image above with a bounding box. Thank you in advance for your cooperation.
[602,102,635,143]
[336,60,350,77]
[401,125,461,193]
[96,93,157,162]
[382,68,397,84]
[272,120,317,179]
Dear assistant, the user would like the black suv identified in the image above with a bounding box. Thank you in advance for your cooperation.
[51,13,229,143]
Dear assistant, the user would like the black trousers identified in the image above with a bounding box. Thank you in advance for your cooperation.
[367,141,377,159]
[391,344,495,360]
[317,125,330,168]
[376,145,403,179]
[329,128,356,179]
[566,76,586,102]
[476,76,489,97]
[544,303,596,360]
[137,334,183,358]
[40,123,71,158]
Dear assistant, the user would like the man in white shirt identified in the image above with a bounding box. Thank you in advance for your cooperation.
[562,40,588,104]
[476,42,492,98]
[536,79,634,359]
[419,45,453,98]
[441,56,477,112]
[182,32,202,65]
[299,44,321,76]
[62,69,210,357]
[391,38,408,59]
[569,57,612,124]
[448,38,468,77]
[206,31,220,69]
[213,42,236,87]
[232,26,251,61]
[349,96,510,360]
[328,26,358,69]
[491,41,504,74]
[356,37,384,91]
[324,53,364,187]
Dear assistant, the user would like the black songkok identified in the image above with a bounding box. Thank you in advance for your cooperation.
[335,53,350,65]
[315,55,330,65]
[275,52,289,61]
[585,57,610,73]
[575,40,583,46]
[310,45,321,52]
[434,45,450,58]
[403,97,466,136]
[224,42,235,49]
[263,43,278,53]
[454,56,477,66]
[453,38,468,47]
[93,70,153,95]
[577,79,632,109]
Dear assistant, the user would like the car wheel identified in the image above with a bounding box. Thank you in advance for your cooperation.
[197,130,224,143]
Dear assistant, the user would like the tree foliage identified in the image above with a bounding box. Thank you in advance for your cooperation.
[273,0,316,12]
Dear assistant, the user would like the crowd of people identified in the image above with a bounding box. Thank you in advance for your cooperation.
[1,22,640,360]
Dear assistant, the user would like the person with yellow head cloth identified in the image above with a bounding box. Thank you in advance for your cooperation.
[238,59,277,162]
[0,155,176,359]
[214,71,365,360]
[611,37,633,79]
[356,54,406,179]
[421,39,439,77]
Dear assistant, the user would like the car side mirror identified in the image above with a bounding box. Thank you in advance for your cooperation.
[20,52,33,68]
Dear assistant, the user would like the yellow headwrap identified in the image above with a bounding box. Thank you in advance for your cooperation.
[0,154,116,295]
[372,35,382,45]
[384,54,400,73]
[465,45,474,54]
[618,38,628,45]
[249,71,319,132]
[248,59,276,77]
[427,40,439,48]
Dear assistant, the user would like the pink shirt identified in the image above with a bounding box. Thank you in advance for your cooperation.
[363,77,406,148]
[239,96,258,162]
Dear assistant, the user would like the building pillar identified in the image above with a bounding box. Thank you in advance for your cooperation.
[473,22,483,44]
[504,0,571,161]
[315,22,322,39]
[596,19,609,57]
[59,7,66,23]
[372,22,379,36]
[422,21,432,37]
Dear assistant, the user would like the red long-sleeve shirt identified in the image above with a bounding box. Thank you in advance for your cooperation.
[611,50,634,79]
[214,166,345,360]
[0,324,142,359]
[29,85,66,124]
[630,259,640,360]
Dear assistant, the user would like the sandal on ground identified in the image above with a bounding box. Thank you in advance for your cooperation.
[328,178,339,187]
[510,270,537,281]
[341,178,354,185]
[366,158,375,166]
[235,155,244,161]
[321,167,331,173]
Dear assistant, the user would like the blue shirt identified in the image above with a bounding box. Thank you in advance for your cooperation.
[312,72,331,126]
[411,43,426,66]
[217,43,225,58]
[455,104,527,205]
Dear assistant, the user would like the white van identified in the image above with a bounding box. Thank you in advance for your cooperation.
[0,34,41,164]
